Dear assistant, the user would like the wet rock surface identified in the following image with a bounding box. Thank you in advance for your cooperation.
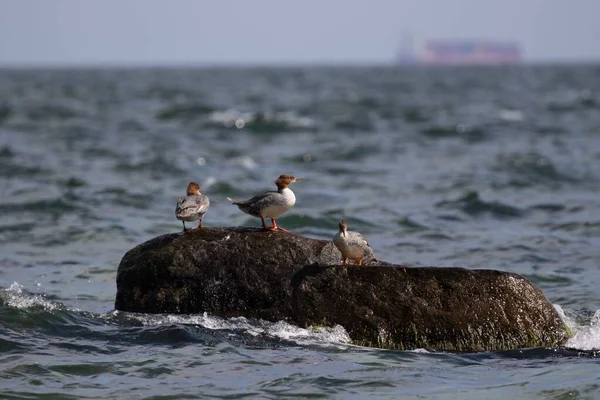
[115,227,569,351]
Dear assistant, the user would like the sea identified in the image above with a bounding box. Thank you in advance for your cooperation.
[0,65,599,399]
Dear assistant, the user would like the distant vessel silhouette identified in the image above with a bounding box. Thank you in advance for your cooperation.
[397,34,521,65]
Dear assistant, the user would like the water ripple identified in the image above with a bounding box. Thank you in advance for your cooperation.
[436,191,524,219]
[1,65,599,399]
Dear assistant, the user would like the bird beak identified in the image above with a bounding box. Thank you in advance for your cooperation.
[294,178,304,182]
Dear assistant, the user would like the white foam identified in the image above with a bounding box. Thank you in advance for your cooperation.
[258,320,351,345]
[122,311,351,346]
[555,304,600,350]
[229,155,257,170]
[498,109,524,122]
[1,281,60,311]
[409,348,431,353]
[208,109,254,127]
[200,176,217,189]
[208,109,315,130]
[566,311,600,351]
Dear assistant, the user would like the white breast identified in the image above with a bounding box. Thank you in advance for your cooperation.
[259,188,296,218]
[333,231,367,259]
[280,187,296,206]
[260,203,291,218]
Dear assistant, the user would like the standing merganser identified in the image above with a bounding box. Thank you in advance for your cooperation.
[227,174,303,231]
[333,220,373,266]
[175,181,210,231]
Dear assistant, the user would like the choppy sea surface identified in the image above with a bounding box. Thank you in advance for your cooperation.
[0,65,599,399]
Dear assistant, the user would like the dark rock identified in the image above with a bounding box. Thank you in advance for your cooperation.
[115,227,569,351]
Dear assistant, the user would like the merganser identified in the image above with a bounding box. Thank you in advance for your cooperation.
[333,220,372,266]
[175,181,210,231]
[227,174,303,231]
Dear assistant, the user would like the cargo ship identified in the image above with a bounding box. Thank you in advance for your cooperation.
[397,35,522,65]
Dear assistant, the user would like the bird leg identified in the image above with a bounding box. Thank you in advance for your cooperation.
[196,218,203,229]
[269,218,287,232]
[182,221,188,232]
[260,217,268,230]
[358,257,363,266]
[341,257,346,265]
[260,217,287,232]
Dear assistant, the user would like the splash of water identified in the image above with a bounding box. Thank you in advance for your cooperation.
[117,310,351,346]
[0,281,61,311]
[555,304,600,350]
[3,283,597,352]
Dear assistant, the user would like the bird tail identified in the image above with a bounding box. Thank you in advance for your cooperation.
[227,197,241,205]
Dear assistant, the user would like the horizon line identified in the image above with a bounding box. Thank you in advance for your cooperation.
[1,57,599,70]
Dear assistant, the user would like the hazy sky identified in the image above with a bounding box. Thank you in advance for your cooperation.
[1,0,599,66]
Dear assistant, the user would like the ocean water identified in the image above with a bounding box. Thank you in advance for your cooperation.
[0,65,599,399]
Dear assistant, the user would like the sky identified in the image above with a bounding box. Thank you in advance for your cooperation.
[0,0,599,66]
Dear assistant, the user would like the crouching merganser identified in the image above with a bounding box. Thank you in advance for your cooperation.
[333,220,373,265]
[175,182,210,231]
[227,174,303,231]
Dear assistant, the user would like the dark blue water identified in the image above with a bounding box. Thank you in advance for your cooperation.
[1,65,599,399]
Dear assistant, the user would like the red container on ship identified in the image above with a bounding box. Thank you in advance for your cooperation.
[420,40,521,65]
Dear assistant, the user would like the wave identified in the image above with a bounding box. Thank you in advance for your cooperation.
[25,102,88,121]
[2,282,599,355]
[0,148,46,177]
[542,220,600,237]
[436,191,524,219]
[113,155,186,177]
[155,103,215,121]
[494,152,580,186]
[421,124,487,142]
[0,282,351,350]
[0,282,62,311]
[0,104,12,123]
[0,197,81,215]
[497,109,524,122]
[546,90,597,113]
[0,145,14,158]
[403,107,431,123]
[124,312,351,348]
[207,109,316,133]
[555,305,600,352]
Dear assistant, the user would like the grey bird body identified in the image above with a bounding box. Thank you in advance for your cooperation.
[176,194,210,221]
[228,189,295,218]
[227,174,302,231]
[176,182,210,230]
[333,220,373,265]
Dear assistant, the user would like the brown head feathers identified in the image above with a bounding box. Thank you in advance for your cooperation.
[186,182,201,195]
[275,174,303,189]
